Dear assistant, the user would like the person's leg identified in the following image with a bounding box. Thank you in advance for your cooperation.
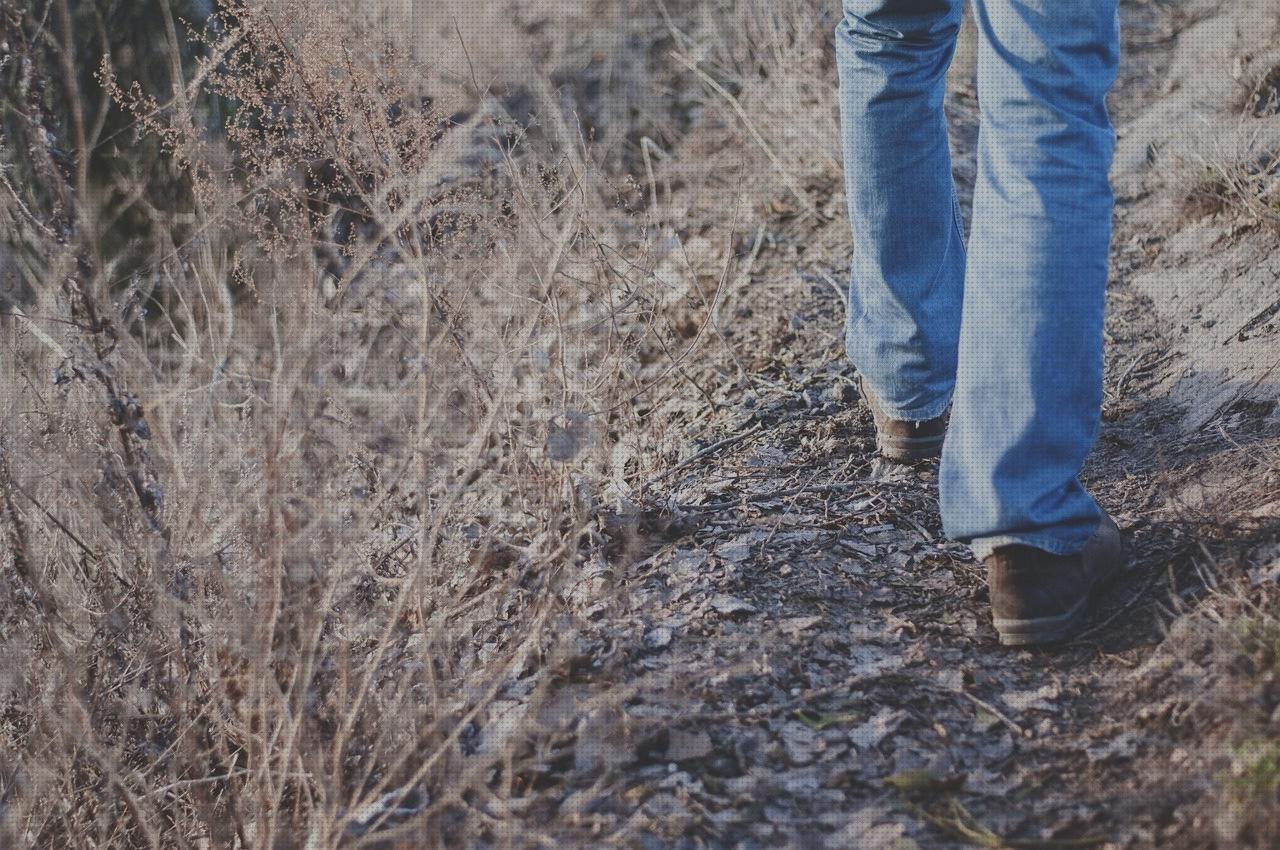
[836,0,967,421]
[940,0,1120,558]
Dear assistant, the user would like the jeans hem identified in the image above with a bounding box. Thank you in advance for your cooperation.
[872,391,953,422]
[967,531,1093,562]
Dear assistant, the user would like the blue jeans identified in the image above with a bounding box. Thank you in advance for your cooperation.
[836,0,1120,558]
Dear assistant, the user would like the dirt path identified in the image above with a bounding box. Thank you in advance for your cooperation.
[455,3,1280,848]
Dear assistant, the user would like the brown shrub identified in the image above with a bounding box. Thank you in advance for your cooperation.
[0,0,720,845]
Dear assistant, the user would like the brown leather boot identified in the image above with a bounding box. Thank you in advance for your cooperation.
[985,513,1127,646]
[856,376,949,463]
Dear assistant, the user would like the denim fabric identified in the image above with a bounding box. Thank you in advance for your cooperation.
[836,0,1120,558]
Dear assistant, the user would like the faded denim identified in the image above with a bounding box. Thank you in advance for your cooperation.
[836,0,1120,557]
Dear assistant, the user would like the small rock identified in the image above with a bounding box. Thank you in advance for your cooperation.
[846,644,901,678]
[707,752,742,777]
[546,413,588,462]
[666,728,714,762]
[1249,559,1280,585]
[1085,732,1139,764]
[709,595,758,617]
[724,772,759,796]
[643,627,673,650]
[747,446,788,468]
[658,770,702,792]
[828,382,860,404]
[764,802,796,825]
[779,721,823,765]
[781,767,823,794]
[643,793,693,833]
[931,668,965,692]
[825,818,919,850]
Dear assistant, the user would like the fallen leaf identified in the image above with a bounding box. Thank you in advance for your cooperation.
[668,550,710,586]
[780,615,823,635]
[851,708,907,749]
[716,530,768,564]
[883,768,964,795]
[1003,683,1061,713]
[839,539,879,558]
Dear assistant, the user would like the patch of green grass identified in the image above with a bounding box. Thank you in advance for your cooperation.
[793,707,864,731]
[1237,613,1280,674]
[1229,739,1280,803]
[895,794,1107,849]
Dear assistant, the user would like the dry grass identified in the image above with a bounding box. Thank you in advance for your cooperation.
[1181,146,1280,231]
[1129,573,1280,848]
[1180,53,1280,232]
[0,0,839,846]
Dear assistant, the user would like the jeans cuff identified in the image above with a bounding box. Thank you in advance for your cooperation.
[871,390,953,422]
[967,530,1092,561]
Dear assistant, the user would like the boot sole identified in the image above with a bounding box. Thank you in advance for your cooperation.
[878,435,945,463]
[993,595,1089,646]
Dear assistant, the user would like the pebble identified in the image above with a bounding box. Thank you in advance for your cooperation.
[643,626,673,650]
